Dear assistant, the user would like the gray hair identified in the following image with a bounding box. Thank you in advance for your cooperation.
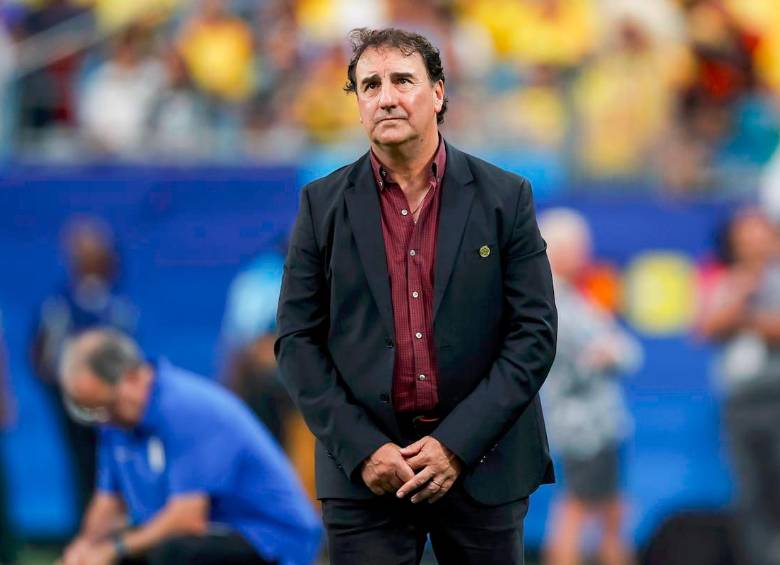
[59,328,144,387]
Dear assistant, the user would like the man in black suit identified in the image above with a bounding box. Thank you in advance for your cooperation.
[276,27,557,564]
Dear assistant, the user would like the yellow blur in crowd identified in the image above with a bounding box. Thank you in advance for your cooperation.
[84,0,181,30]
[178,9,255,103]
[724,0,780,93]
[573,39,691,177]
[458,0,597,66]
[5,0,780,184]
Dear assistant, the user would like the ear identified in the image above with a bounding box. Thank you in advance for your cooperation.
[433,80,445,112]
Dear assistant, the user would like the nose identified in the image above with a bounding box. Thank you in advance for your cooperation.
[377,81,397,110]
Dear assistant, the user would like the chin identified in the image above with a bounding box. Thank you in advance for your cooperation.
[373,129,415,147]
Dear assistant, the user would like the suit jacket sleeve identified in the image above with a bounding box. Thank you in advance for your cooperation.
[275,185,391,479]
[432,179,557,467]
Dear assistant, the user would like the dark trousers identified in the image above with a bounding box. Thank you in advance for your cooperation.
[725,392,780,565]
[323,484,528,565]
[322,413,529,565]
[119,532,274,565]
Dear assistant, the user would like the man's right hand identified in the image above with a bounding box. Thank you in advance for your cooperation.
[360,442,415,496]
[58,537,92,565]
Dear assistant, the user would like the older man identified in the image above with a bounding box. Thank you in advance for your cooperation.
[57,329,321,565]
[276,28,557,564]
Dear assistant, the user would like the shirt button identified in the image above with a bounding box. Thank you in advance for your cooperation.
[418,374,426,381]
[415,332,423,339]
[401,209,409,216]
[412,291,419,298]
[409,250,416,257]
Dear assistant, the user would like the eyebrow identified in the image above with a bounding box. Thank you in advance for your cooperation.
[360,72,417,88]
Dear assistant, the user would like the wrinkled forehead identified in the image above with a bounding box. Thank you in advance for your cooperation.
[355,46,427,81]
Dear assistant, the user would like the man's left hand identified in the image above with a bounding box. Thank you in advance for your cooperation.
[397,436,463,504]
[76,542,117,565]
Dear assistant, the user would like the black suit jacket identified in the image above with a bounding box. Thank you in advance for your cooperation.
[275,141,557,505]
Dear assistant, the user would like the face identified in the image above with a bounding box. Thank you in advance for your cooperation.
[68,231,116,282]
[730,212,778,266]
[354,47,444,148]
[64,366,152,427]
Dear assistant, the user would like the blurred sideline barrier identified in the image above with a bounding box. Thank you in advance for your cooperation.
[0,163,737,548]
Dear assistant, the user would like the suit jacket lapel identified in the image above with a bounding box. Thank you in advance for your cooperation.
[344,153,395,337]
[434,143,475,319]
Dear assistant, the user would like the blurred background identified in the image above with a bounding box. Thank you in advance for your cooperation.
[1,0,780,563]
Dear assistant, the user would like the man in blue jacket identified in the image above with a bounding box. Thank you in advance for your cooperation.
[57,328,321,565]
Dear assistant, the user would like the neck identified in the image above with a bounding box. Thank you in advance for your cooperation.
[371,129,439,188]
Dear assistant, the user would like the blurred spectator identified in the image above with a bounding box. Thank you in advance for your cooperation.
[79,26,165,157]
[0,313,19,565]
[459,0,596,67]
[219,252,315,500]
[30,216,138,520]
[0,6,15,159]
[0,0,777,192]
[573,1,690,180]
[292,45,358,144]
[177,0,253,103]
[295,0,387,48]
[728,0,780,94]
[177,0,254,156]
[489,64,568,150]
[88,0,181,32]
[697,208,780,565]
[539,208,642,565]
[220,252,290,443]
[57,329,321,565]
[761,145,780,222]
[245,2,304,148]
[16,0,92,147]
[148,47,206,158]
[663,0,759,190]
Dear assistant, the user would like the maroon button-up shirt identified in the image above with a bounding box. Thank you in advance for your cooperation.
[370,139,446,413]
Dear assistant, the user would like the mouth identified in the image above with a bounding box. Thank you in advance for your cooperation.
[377,117,405,123]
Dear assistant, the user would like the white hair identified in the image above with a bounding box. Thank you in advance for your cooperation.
[538,207,592,247]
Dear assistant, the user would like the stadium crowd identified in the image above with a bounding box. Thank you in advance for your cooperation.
[0,0,779,194]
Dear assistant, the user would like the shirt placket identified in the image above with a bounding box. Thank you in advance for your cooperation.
[407,190,433,408]
[390,184,416,403]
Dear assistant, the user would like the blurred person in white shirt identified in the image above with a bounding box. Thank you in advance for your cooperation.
[540,208,642,565]
[79,26,165,158]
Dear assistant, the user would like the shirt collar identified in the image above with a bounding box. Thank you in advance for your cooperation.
[369,135,446,191]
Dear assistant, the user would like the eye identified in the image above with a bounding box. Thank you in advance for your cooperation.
[365,82,379,91]
[398,77,410,84]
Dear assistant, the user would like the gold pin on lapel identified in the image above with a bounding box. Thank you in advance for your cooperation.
[479,245,491,258]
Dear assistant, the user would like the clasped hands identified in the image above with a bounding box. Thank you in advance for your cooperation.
[360,436,463,504]
[56,537,116,565]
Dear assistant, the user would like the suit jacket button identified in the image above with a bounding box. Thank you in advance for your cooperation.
[379,393,390,403]
[385,339,394,348]
[479,456,487,464]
